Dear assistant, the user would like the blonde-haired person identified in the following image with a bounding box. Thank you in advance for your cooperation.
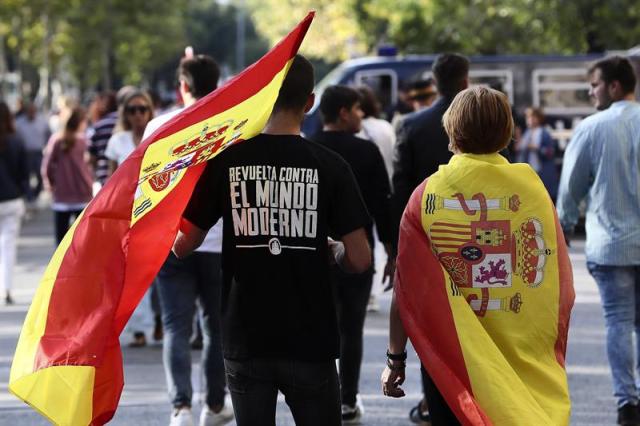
[104,90,153,176]
[105,89,157,348]
[381,87,574,425]
[515,107,559,201]
[42,107,93,244]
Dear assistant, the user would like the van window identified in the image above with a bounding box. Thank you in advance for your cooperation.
[416,69,514,104]
[354,69,397,116]
[532,68,594,115]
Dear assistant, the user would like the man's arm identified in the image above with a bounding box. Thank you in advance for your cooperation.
[330,227,371,273]
[556,125,592,235]
[173,218,207,258]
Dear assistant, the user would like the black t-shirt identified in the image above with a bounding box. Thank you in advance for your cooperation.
[312,131,392,247]
[184,133,371,361]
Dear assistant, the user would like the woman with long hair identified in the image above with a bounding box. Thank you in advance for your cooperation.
[41,106,93,244]
[104,90,153,175]
[105,90,155,348]
[0,102,28,305]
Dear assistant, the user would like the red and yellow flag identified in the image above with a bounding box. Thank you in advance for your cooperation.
[10,13,314,425]
[395,153,574,425]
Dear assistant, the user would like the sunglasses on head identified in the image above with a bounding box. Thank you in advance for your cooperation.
[125,105,150,115]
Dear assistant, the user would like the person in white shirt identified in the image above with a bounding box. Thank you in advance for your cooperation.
[15,102,50,203]
[145,54,234,426]
[104,91,154,171]
[356,86,395,181]
[355,86,395,314]
[105,90,159,349]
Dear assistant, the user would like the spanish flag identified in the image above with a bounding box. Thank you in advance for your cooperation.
[395,153,574,425]
[9,12,314,425]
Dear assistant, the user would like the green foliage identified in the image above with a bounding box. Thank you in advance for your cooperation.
[185,0,268,72]
[2,0,639,95]
[246,0,640,58]
[0,0,268,92]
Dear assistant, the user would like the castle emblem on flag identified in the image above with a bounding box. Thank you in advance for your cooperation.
[427,192,552,316]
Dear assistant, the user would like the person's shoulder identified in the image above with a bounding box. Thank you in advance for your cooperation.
[6,133,25,148]
[352,133,382,153]
[402,101,446,129]
[144,108,182,138]
[301,136,354,170]
[399,109,423,127]
[364,117,394,135]
[94,111,118,127]
[108,130,132,146]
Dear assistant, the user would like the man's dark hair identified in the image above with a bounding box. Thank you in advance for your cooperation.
[356,86,380,118]
[432,53,470,98]
[177,54,220,99]
[589,56,637,94]
[273,54,315,112]
[319,85,360,124]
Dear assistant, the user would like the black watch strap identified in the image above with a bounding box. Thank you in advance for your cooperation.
[386,349,407,361]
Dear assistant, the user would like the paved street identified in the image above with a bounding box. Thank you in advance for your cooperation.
[0,205,616,425]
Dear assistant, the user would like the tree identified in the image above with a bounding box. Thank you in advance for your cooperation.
[246,0,368,61]
[246,0,640,59]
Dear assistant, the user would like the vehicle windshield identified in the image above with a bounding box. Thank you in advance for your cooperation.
[309,64,347,113]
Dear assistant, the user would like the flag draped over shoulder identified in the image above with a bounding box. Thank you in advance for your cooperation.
[10,12,314,426]
[395,153,574,425]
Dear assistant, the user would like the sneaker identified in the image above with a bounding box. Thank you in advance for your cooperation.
[170,406,194,426]
[366,294,380,312]
[618,403,640,425]
[341,396,364,424]
[409,401,431,425]
[199,401,234,426]
[128,331,147,348]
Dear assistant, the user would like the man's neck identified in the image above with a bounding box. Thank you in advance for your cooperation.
[263,110,303,135]
[322,123,350,132]
[182,93,197,107]
[620,93,636,102]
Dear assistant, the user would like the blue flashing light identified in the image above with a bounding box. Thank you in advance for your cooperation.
[377,45,398,57]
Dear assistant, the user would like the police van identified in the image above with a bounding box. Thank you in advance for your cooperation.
[302,52,640,145]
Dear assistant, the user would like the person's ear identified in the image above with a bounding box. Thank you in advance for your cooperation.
[179,79,191,97]
[608,80,622,99]
[304,93,315,113]
[338,106,349,122]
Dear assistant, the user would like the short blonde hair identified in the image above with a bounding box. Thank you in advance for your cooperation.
[442,86,514,154]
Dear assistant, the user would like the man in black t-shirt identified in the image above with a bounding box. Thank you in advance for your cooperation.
[313,85,393,423]
[173,55,372,426]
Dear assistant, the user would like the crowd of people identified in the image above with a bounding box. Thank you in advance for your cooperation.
[0,48,638,426]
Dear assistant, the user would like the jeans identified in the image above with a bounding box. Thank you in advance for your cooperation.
[156,251,225,409]
[26,150,43,202]
[0,199,24,294]
[331,266,373,405]
[53,209,82,244]
[421,365,460,425]
[225,358,341,426]
[588,262,640,407]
